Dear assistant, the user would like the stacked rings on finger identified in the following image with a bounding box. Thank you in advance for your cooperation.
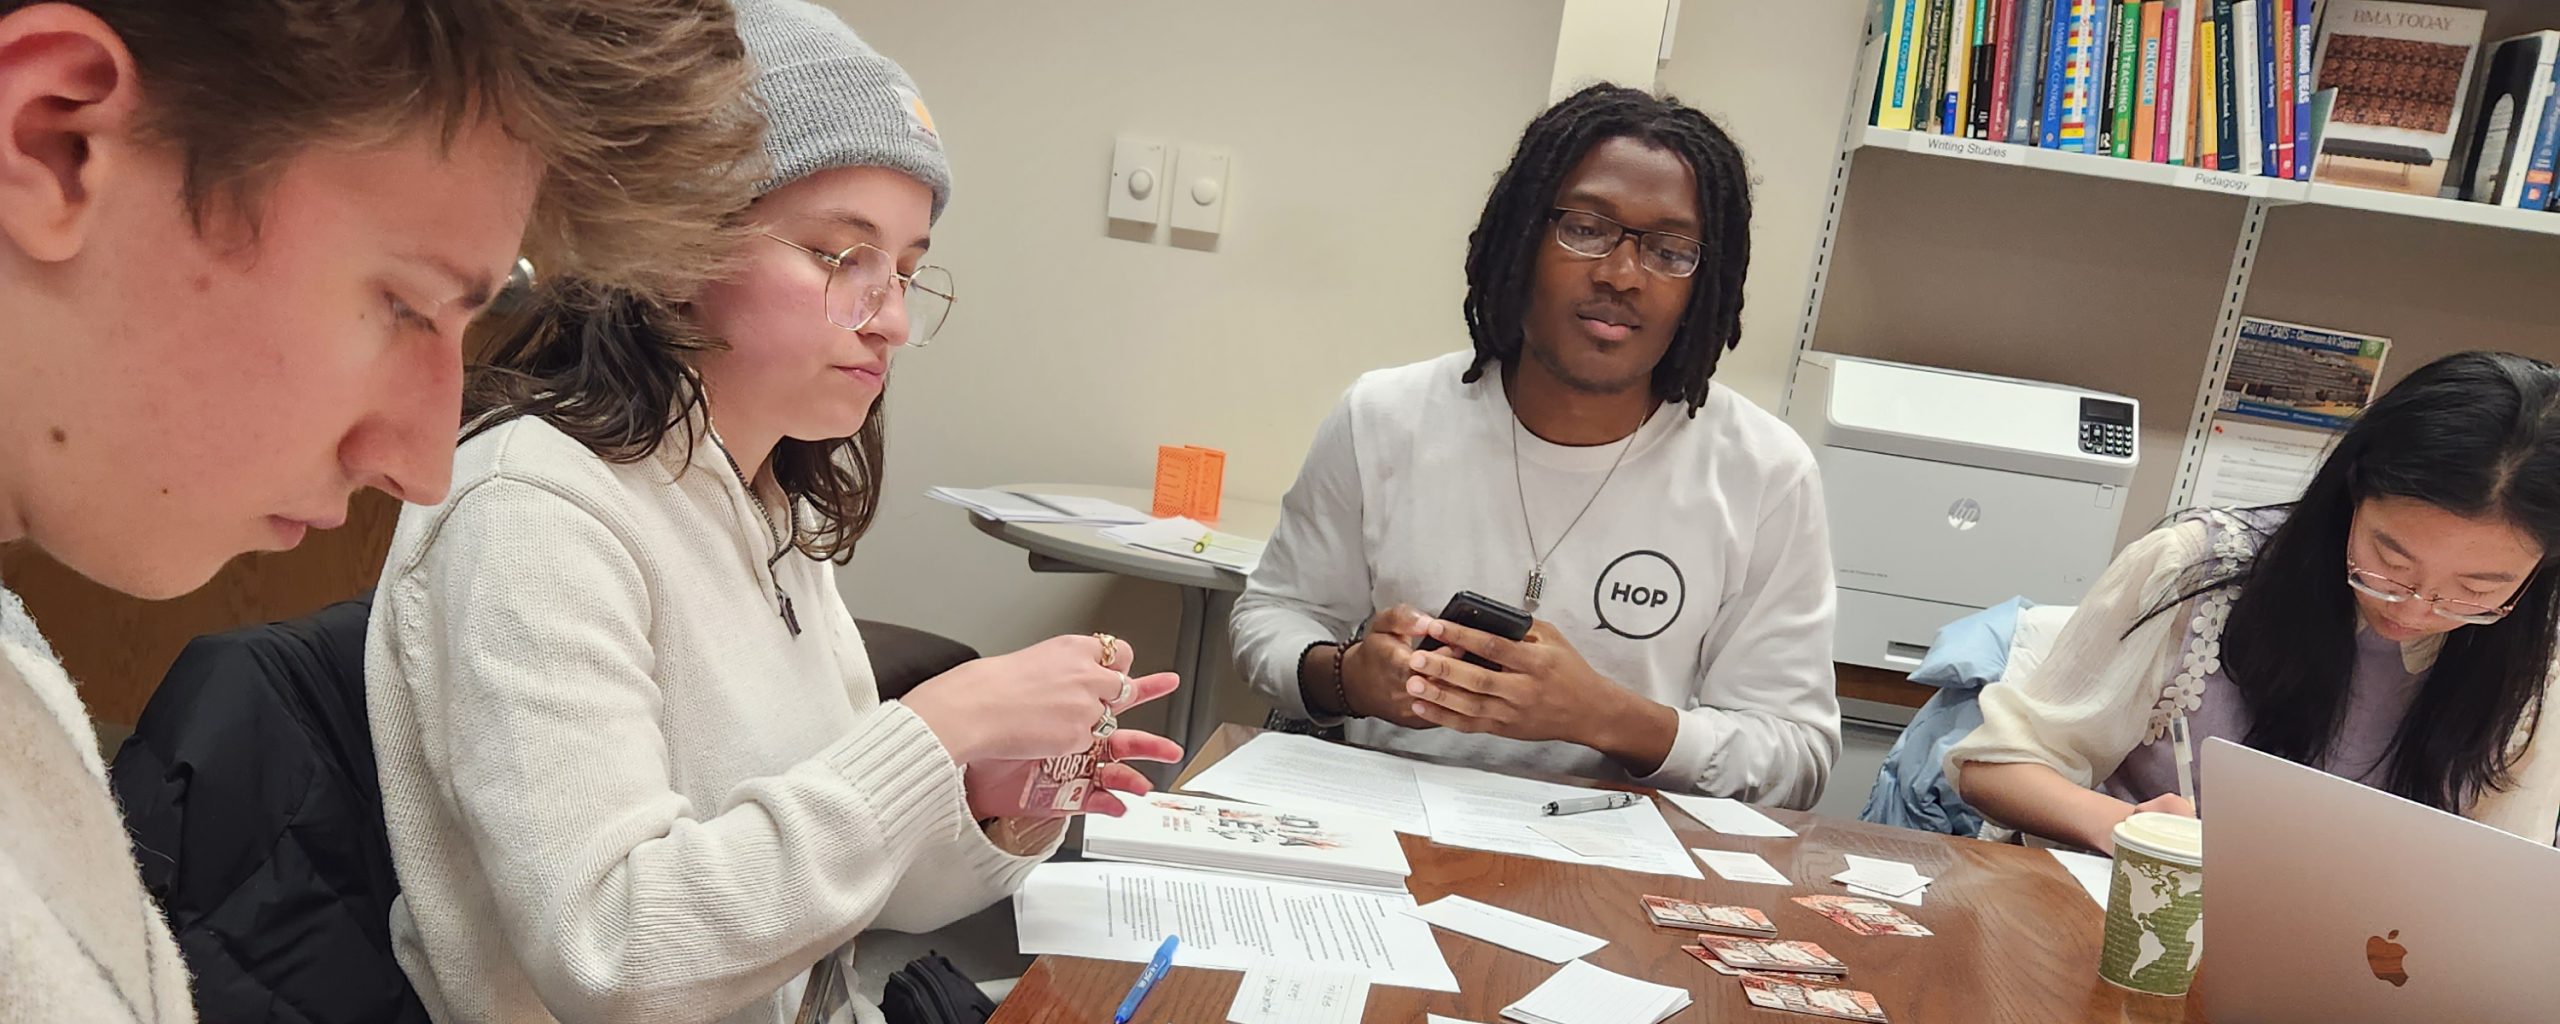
[1091,632,1123,739]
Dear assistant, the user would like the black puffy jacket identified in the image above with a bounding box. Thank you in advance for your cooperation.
[109,598,426,1024]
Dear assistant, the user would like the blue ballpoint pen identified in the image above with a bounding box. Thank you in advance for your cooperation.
[1114,935,1180,1024]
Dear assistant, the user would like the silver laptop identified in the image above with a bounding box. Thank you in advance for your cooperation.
[2205,737,2560,1022]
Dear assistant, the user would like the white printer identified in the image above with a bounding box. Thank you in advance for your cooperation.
[1783,353,2140,673]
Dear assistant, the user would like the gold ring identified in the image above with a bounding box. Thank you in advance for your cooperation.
[1093,632,1120,668]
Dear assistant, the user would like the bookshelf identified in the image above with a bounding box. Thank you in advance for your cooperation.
[1860,126,2560,237]
[1790,0,2560,556]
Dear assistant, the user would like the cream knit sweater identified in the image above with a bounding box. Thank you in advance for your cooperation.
[368,416,1050,1024]
[0,583,194,1023]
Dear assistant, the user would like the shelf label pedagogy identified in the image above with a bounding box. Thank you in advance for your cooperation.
[1905,132,2027,166]
[2176,167,2279,198]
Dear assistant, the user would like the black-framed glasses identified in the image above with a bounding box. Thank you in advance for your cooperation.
[762,233,957,345]
[2344,557,2529,625]
[1547,208,1705,278]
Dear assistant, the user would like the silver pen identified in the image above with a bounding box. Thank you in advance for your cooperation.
[1542,791,1641,816]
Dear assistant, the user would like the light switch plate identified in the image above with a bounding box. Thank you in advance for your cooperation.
[1107,137,1168,226]
[1170,145,1231,237]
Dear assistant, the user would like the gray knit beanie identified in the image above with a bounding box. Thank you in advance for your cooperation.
[734,0,951,219]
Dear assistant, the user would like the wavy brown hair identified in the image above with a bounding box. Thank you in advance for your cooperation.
[465,287,886,563]
[14,0,767,301]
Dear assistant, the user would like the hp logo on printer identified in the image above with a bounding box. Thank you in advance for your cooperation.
[1947,498,1983,531]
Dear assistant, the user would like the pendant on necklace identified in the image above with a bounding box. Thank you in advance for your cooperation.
[1523,567,1546,612]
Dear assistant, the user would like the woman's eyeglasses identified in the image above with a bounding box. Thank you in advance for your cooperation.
[2344,558,2526,626]
[762,233,956,345]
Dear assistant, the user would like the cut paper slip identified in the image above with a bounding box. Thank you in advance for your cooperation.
[1101,516,1265,575]
[2048,848,2114,906]
[1831,854,1930,907]
[1227,962,1368,1024]
[1832,855,1930,898]
[1406,895,1607,964]
[1657,792,1797,838]
[1500,959,1692,1024]
[1692,848,1792,886]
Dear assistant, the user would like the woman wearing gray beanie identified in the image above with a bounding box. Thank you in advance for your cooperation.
[364,3,1184,1022]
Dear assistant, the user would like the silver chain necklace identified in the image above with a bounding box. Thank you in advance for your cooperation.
[1510,415,1640,612]
[706,425,802,637]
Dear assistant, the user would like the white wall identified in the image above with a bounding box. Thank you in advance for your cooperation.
[834,1,1564,726]
[1551,0,1673,100]
[1654,0,1875,411]
[835,1,1883,731]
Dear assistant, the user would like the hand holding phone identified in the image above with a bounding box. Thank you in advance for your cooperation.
[1415,590,1533,670]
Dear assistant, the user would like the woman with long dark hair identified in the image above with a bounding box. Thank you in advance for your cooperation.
[1952,351,2560,852]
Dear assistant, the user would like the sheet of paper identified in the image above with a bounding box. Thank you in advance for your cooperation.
[1181,732,1432,836]
[1691,848,1792,886]
[1406,895,1607,964]
[1428,1017,1493,1024]
[1655,792,1797,838]
[2193,416,2332,508]
[1013,862,1458,991]
[924,487,1148,525]
[2049,848,2115,907]
[1414,765,1699,879]
[1227,962,1368,1024]
[1529,820,1640,858]
[1501,959,1692,1024]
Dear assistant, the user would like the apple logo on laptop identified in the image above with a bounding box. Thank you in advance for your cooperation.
[2367,930,2410,987]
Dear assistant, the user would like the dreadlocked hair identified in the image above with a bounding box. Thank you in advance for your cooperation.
[1460,83,1752,414]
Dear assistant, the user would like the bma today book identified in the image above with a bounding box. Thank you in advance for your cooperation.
[2308,1,2488,196]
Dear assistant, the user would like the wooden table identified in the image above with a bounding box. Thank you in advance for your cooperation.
[992,725,2204,1024]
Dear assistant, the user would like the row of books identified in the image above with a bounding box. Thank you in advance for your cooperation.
[1874,0,2323,178]
[1871,0,2560,211]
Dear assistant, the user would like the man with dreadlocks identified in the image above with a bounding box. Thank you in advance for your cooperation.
[1231,84,1841,806]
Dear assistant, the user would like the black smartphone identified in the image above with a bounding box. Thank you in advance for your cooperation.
[1414,590,1534,670]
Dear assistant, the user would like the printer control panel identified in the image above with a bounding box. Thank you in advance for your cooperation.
[2078,398,2136,459]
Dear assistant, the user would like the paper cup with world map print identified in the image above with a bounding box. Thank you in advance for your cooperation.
[2098,812,2204,996]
